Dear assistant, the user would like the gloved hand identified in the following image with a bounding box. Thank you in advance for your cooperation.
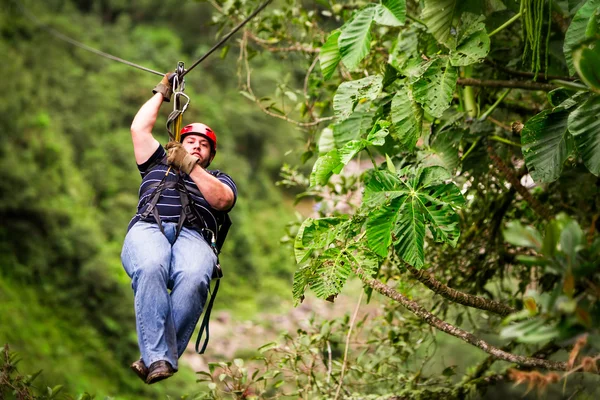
[152,73,176,102]
[166,141,199,174]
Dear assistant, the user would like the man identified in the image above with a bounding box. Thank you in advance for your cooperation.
[121,74,237,384]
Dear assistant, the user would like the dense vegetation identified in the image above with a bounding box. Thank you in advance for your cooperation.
[2,0,600,399]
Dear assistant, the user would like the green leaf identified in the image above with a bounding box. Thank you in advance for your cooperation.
[309,248,353,300]
[320,31,342,80]
[333,75,383,121]
[374,0,406,26]
[389,25,419,72]
[413,57,458,118]
[310,150,342,187]
[567,94,600,175]
[573,43,600,92]
[521,109,574,183]
[560,220,584,265]
[421,128,464,171]
[503,221,543,250]
[332,108,374,147]
[421,0,459,47]
[391,85,423,151]
[318,127,335,154]
[449,27,490,66]
[364,168,464,267]
[339,6,376,69]
[366,196,405,257]
[564,0,600,75]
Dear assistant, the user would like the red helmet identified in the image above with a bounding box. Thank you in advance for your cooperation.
[180,123,217,153]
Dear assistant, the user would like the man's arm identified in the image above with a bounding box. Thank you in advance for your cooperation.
[130,74,173,165]
[130,93,162,165]
[188,167,235,211]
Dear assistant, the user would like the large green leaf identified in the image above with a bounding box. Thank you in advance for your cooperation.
[339,6,376,70]
[521,109,574,183]
[294,217,347,264]
[567,95,600,175]
[573,42,600,91]
[311,123,390,186]
[503,221,543,250]
[413,57,458,118]
[564,0,600,75]
[389,25,420,72]
[318,126,335,154]
[320,30,342,80]
[421,0,459,47]
[363,167,464,266]
[374,0,406,27]
[390,85,423,151]
[333,75,383,121]
[449,13,490,66]
[332,107,374,147]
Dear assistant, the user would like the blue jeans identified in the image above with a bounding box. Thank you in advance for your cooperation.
[121,221,216,370]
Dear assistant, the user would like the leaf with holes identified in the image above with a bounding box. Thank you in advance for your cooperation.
[320,30,342,80]
[421,0,459,48]
[391,85,423,151]
[521,109,574,183]
[374,0,406,27]
[333,75,383,121]
[567,94,600,175]
[413,57,458,118]
[294,217,347,263]
[364,167,464,266]
[564,0,600,75]
[449,14,490,66]
[339,6,376,70]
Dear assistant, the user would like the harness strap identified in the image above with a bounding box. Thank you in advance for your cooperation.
[196,278,220,354]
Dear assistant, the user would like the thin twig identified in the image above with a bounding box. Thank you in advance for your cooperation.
[334,291,363,400]
[458,78,557,91]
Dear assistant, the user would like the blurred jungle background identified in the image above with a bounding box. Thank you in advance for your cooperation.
[1,0,599,399]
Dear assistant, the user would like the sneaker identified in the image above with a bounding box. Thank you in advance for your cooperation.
[130,358,148,382]
[146,360,175,384]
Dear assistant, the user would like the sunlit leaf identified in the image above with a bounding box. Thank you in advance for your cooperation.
[333,75,383,121]
[339,6,376,69]
[374,0,406,26]
[320,30,342,80]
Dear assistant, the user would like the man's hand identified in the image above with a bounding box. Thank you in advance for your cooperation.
[166,141,199,174]
[152,73,175,102]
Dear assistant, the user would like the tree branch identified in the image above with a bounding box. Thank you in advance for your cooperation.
[458,78,557,91]
[486,145,552,219]
[405,263,517,316]
[355,268,576,372]
[484,59,575,82]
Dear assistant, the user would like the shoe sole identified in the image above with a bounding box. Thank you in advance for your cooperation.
[146,371,174,385]
[130,363,148,382]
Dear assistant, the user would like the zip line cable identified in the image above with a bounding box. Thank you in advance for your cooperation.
[181,0,273,78]
[12,0,165,76]
[12,0,273,79]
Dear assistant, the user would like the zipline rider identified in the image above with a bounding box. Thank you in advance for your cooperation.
[121,74,237,384]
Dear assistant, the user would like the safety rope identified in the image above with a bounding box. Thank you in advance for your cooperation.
[13,0,273,80]
[11,0,165,76]
[181,0,273,78]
